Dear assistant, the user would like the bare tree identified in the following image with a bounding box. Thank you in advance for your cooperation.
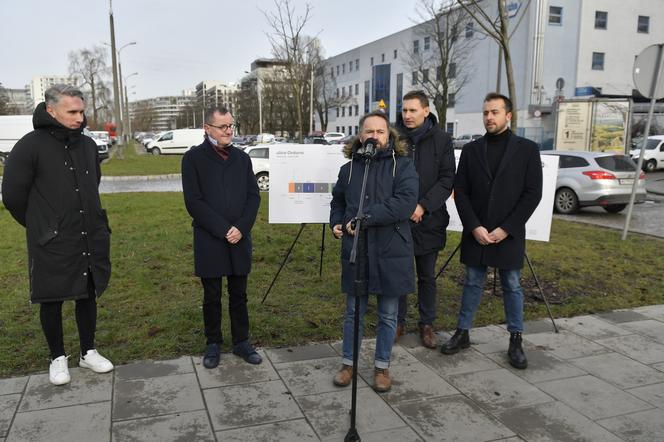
[456,0,531,131]
[0,83,20,115]
[68,45,111,129]
[131,101,155,132]
[403,0,476,128]
[262,0,318,142]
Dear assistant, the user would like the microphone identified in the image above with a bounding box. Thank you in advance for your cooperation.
[357,137,378,158]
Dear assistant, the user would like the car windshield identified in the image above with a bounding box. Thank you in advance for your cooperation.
[595,155,637,172]
[644,138,661,149]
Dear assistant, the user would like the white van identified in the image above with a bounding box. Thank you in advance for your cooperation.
[630,135,664,172]
[147,128,205,155]
[0,115,33,164]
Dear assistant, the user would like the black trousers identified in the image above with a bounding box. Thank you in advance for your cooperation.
[201,276,249,346]
[398,250,440,326]
[40,274,97,360]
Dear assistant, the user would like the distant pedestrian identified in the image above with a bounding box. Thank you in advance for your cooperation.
[181,106,262,369]
[440,93,542,369]
[2,84,114,386]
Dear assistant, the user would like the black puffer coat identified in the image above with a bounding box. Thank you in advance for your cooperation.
[396,113,456,255]
[2,103,111,303]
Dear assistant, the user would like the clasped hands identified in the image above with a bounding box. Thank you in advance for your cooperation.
[226,226,243,244]
[472,226,507,246]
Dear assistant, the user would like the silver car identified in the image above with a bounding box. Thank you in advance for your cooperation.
[541,151,647,214]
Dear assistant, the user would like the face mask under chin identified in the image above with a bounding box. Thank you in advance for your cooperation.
[207,135,219,146]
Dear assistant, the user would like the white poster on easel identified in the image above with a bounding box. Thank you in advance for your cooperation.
[446,151,558,242]
[269,144,349,224]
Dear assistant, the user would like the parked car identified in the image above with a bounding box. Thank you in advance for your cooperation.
[244,144,270,191]
[453,133,482,149]
[541,151,646,214]
[90,130,111,144]
[629,135,664,172]
[323,132,345,143]
[303,137,329,145]
[146,129,205,155]
[82,128,110,162]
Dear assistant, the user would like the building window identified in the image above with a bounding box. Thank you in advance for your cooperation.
[354,105,359,116]
[448,93,455,107]
[349,61,353,72]
[342,107,345,117]
[424,36,430,50]
[348,86,352,97]
[393,49,397,59]
[330,67,334,78]
[465,22,474,38]
[355,59,359,70]
[413,40,420,54]
[446,122,454,134]
[592,52,605,70]
[336,88,339,98]
[449,62,456,79]
[370,56,374,66]
[422,69,429,83]
[349,105,353,115]
[595,11,607,30]
[341,126,345,134]
[412,71,418,85]
[638,15,650,33]
[364,80,370,113]
[355,125,359,135]
[342,64,346,74]
[342,86,345,97]
[336,65,340,76]
[549,6,562,25]
[381,53,385,63]
[355,84,359,95]
[336,108,339,118]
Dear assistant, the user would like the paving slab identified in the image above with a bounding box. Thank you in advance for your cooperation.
[111,409,214,442]
[626,382,664,408]
[276,356,368,396]
[395,330,446,349]
[632,304,664,321]
[597,408,664,442]
[7,401,110,442]
[523,330,609,360]
[19,367,112,412]
[114,356,193,381]
[194,349,279,389]
[485,349,586,383]
[596,310,651,324]
[523,319,557,334]
[569,352,664,389]
[465,325,512,354]
[408,345,501,378]
[497,400,624,442]
[346,426,424,442]
[358,360,459,405]
[331,338,421,367]
[536,375,653,420]
[621,319,664,343]
[204,379,303,431]
[395,394,515,442]
[447,368,553,412]
[0,395,20,437]
[265,343,337,364]
[113,372,205,421]
[217,419,318,441]
[0,377,28,396]
[296,387,404,440]
[555,315,631,340]
[595,333,664,365]
[654,362,664,372]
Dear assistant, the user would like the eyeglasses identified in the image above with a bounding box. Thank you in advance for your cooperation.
[206,122,236,132]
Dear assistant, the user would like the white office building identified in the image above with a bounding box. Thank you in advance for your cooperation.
[320,0,663,145]
[29,75,78,109]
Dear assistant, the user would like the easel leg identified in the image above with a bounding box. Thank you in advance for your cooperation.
[319,223,326,278]
[261,223,306,304]
[435,242,461,280]
[525,253,559,333]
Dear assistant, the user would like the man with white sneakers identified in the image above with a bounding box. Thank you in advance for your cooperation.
[2,84,114,385]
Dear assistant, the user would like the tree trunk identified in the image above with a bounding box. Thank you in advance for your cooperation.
[90,75,97,129]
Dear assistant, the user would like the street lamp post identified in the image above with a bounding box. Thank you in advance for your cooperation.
[123,73,138,144]
[108,0,122,146]
[104,40,137,143]
[244,70,262,134]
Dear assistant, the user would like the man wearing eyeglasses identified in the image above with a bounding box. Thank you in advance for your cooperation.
[181,106,262,368]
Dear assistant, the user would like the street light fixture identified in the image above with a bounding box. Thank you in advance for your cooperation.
[104,40,137,141]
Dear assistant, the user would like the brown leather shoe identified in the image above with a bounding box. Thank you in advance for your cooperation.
[419,324,437,349]
[373,367,391,392]
[394,323,405,343]
[333,364,353,387]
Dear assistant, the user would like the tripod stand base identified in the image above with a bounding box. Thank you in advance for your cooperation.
[344,427,361,441]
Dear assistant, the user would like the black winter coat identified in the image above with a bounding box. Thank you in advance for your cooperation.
[396,114,455,255]
[181,140,260,277]
[454,131,542,270]
[2,103,111,303]
[330,135,418,297]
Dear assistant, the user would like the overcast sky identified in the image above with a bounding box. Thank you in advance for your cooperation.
[0,0,418,100]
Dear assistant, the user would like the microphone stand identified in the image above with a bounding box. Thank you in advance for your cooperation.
[345,155,372,442]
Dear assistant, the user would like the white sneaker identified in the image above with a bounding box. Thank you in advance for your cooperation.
[49,355,71,386]
[79,349,114,373]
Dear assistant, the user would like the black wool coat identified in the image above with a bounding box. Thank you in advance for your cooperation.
[330,136,419,298]
[2,103,111,303]
[396,113,456,255]
[181,140,260,277]
[454,131,543,270]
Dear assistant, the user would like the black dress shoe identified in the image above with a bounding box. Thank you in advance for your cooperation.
[508,332,528,369]
[440,328,470,354]
[233,341,262,365]
[203,343,220,369]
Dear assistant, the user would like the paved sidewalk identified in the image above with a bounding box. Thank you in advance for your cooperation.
[2,305,664,441]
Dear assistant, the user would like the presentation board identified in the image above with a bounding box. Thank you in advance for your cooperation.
[269,144,558,242]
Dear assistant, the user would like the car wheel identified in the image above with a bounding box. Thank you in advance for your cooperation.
[644,159,656,172]
[256,172,269,191]
[554,187,579,214]
[0,153,6,165]
[150,147,161,155]
[603,204,627,213]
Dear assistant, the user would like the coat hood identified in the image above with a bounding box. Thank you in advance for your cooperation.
[341,127,409,159]
[32,102,86,144]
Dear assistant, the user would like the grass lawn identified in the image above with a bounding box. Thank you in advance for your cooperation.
[100,141,183,176]
[1,192,663,377]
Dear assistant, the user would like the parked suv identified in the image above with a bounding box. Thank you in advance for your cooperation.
[83,128,110,162]
[453,133,482,149]
[629,135,664,172]
[541,151,646,214]
[245,145,270,191]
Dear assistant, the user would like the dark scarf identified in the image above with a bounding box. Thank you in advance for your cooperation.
[206,136,230,160]
[32,102,85,147]
[404,117,433,145]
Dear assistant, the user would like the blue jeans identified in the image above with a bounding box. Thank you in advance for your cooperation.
[398,250,439,326]
[457,266,524,332]
[342,294,399,369]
